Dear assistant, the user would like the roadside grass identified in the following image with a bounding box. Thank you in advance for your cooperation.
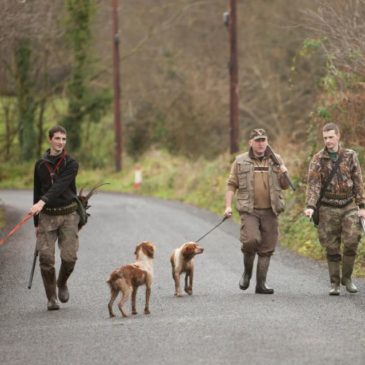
[1,149,364,276]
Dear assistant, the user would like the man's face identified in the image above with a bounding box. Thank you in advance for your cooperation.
[49,132,67,156]
[249,137,268,156]
[323,130,340,152]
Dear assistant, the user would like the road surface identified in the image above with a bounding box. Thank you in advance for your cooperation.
[1,190,365,365]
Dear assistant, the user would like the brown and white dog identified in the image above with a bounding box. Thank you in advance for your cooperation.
[107,241,156,318]
[170,242,204,297]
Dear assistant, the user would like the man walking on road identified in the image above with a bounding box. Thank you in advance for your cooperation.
[304,122,365,295]
[30,125,80,310]
[224,128,289,294]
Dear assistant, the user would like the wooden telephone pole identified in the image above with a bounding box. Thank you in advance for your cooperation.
[112,0,122,171]
[228,0,239,154]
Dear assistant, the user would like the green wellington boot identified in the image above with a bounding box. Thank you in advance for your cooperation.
[341,255,358,293]
[328,261,340,296]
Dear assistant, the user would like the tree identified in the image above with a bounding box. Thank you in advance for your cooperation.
[0,0,65,161]
[14,39,37,160]
[62,0,93,151]
[302,0,365,82]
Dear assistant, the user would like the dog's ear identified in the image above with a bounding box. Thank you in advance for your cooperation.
[182,244,195,258]
[141,242,155,258]
[134,244,141,256]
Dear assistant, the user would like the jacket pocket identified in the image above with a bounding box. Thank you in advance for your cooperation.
[236,191,250,212]
[237,164,251,189]
[275,191,285,214]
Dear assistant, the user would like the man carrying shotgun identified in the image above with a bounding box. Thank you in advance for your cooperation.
[29,125,80,311]
[224,128,291,294]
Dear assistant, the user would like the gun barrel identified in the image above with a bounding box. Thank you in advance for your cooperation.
[27,249,38,289]
[361,218,365,233]
[283,172,296,191]
[267,145,296,191]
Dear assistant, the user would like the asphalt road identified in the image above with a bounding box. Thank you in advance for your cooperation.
[1,190,365,365]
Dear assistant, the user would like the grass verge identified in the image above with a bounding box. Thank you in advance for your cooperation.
[1,149,364,276]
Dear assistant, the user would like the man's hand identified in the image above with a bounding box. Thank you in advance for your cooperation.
[279,164,288,174]
[30,200,45,216]
[304,208,314,218]
[224,207,232,218]
[358,209,365,219]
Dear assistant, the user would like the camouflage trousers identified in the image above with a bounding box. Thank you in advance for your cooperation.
[240,208,278,256]
[36,211,80,269]
[317,202,362,261]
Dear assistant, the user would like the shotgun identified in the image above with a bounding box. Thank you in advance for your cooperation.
[360,217,365,234]
[28,246,38,289]
[267,144,296,191]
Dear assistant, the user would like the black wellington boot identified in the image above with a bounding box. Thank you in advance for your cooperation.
[41,267,60,310]
[255,255,274,294]
[57,260,75,303]
[239,253,255,290]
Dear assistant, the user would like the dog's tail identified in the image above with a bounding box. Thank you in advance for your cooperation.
[106,271,123,289]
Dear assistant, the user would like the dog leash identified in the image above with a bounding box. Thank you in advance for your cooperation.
[195,216,228,242]
[0,212,33,246]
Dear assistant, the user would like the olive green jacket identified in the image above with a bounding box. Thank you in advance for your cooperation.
[227,151,289,216]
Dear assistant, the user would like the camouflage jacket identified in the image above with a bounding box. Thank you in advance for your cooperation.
[306,147,365,209]
[227,149,289,216]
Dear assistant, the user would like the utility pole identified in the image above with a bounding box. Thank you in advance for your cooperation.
[227,0,239,154]
[112,0,122,171]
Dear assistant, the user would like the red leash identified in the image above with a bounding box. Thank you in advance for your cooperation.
[0,212,33,246]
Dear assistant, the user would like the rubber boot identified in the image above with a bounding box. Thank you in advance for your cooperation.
[255,255,274,294]
[57,260,75,303]
[239,253,255,290]
[328,261,340,296]
[341,255,358,293]
[41,267,60,310]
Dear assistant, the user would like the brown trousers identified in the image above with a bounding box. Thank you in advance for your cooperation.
[36,211,80,268]
[240,209,278,256]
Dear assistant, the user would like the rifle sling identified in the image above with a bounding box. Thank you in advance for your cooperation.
[316,152,343,209]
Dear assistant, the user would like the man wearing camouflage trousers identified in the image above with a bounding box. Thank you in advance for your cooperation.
[30,125,80,310]
[305,122,365,295]
[224,128,289,294]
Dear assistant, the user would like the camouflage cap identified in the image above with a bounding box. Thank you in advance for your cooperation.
[250,128,267,140]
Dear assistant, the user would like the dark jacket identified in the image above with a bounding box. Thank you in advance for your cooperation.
[33,149,78,226]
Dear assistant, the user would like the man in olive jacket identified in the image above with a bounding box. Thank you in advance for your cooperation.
[224,128,289,294]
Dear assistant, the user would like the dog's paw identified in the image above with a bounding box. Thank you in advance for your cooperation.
[132,310,138,315]
[109,313,115,318]
[184,287,193,295]
[144,309,150,315]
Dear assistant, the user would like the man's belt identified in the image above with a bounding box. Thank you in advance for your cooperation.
[43,202,77,216]
[320,199,353,209]
[324,192,353,200]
